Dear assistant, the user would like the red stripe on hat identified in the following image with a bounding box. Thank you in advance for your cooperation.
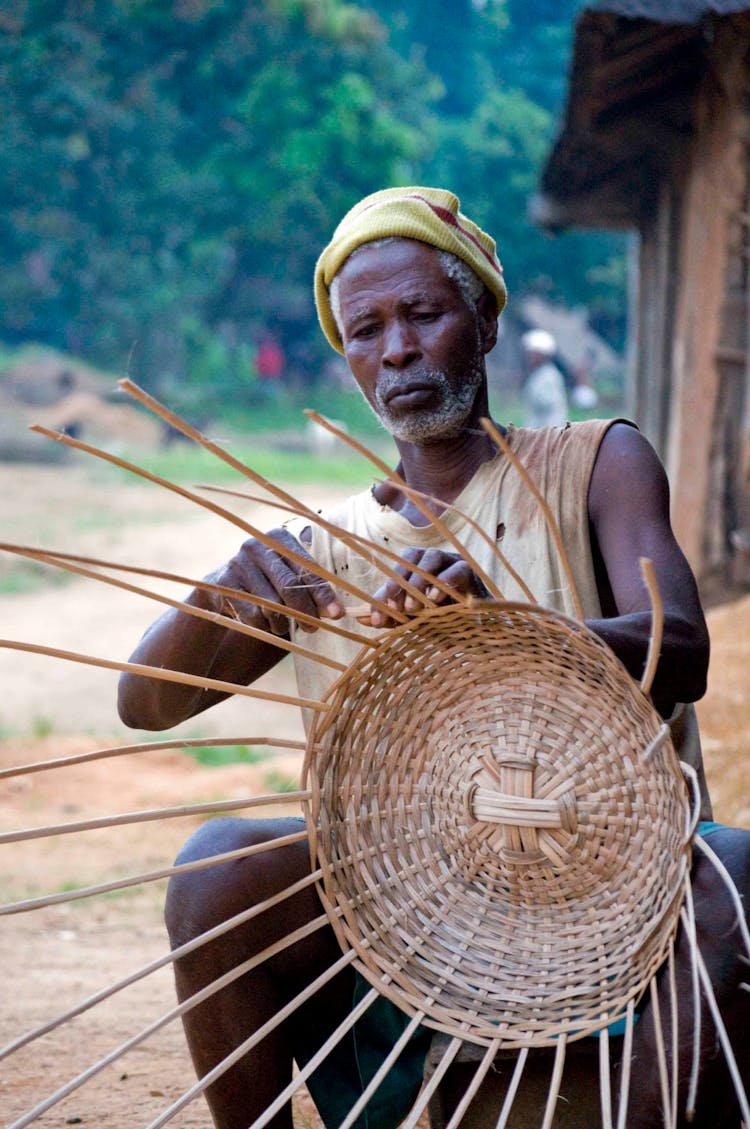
[404,194,503,276]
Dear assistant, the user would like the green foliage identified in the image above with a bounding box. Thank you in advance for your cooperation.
[0,0,627,387]
[187,744,270,767]
[263,767,299,794]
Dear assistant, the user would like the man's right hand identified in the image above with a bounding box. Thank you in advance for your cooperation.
[206,527,343,635]
[117,527,341,729]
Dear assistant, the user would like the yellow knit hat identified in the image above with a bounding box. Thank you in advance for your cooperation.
[314,186,507,354]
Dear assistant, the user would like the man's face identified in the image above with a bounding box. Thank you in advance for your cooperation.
[335,240,495,444]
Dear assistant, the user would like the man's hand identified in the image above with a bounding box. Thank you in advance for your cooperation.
[207,527,343,635]
[367,547,489,628]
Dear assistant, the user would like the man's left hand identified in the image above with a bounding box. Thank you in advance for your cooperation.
[367,547,489,628]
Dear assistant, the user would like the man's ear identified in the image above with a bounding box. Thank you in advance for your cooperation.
[477,289,499,354]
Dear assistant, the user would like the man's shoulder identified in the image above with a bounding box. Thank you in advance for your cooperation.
[512,417,634,456]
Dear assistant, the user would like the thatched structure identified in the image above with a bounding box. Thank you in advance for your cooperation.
[534,1,750,587]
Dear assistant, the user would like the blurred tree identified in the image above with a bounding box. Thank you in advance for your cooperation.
[0,0,437,387]
[0,0,627,395]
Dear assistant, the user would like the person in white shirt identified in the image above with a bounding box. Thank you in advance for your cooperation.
[521,328,568,428]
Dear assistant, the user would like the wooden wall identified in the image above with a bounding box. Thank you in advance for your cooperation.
[629,24,750,583]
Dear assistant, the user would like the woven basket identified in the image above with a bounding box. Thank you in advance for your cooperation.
[303,600,692,1048]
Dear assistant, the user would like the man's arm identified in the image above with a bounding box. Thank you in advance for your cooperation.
[585,423,710,714]
[117,528,342,730]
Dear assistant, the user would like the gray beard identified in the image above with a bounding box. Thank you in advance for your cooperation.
[371,363,484,444]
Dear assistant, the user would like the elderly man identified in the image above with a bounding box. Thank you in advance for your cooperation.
[118,188,748,1129]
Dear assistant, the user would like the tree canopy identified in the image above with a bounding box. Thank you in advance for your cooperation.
[0,0,626,395]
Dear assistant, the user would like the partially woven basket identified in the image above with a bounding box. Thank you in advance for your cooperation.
[303,600,692,1048]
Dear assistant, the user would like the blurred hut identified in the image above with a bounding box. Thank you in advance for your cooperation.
[0,347,160,457]
[533,1,750,590]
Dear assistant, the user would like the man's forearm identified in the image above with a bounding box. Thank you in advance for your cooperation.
[585,611,709,712]
[117,590,236,730]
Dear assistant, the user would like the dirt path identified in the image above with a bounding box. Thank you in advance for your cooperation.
[1,463,748,1127]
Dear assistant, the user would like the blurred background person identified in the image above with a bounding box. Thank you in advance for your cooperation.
[521,328,568,429]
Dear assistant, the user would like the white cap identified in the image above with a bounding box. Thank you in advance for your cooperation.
[521,329,557,356]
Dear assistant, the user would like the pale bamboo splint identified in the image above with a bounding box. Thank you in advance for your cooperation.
[0,539,376,645]
[0,733,305,781]
[305,409,507,602]
[198,482,476,608]
[119,379,448,612]
[3,401,748,1129]
[30,422,408,624]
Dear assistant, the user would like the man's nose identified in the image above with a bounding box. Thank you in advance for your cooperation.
[382,320,420,368]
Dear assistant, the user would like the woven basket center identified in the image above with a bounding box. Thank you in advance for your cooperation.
[468,752,578,862]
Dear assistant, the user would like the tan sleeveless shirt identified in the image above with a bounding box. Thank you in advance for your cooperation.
[289,419,712,818]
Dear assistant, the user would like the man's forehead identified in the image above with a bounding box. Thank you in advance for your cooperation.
[336,239,455,306]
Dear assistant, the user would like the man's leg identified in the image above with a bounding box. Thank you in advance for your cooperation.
[621,827,750,1128]
[164,816,355,1129]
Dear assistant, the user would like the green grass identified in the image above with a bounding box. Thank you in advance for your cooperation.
[111,440,384,490]
[31,714,56,738]
[186,744,270,768]
[262,768,299,794]
[0,561,74,596]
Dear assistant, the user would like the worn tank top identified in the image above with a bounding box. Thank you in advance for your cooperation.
[289,419,712,818]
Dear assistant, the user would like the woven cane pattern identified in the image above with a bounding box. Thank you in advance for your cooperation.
[304,601,691,1047]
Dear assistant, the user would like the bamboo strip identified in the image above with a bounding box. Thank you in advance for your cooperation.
[479,417,585,622]
[0,543,346,671]
[400,1036,463,1129]
[540,1037,567,1129]
[144,948,359,1129]
[305,410,505,602]
[0,735,305,781]
[337,1010,427,1129]
[247,985,382,1129]
[383,477,538,604]
[0,790,311,844]
[639,557,664,697]
[443,1040,503,1129]
[199,483,463,609]
[117,380,435,614]
[649,977,673,1128]
[642,724,671,765]
[495,1047,529,1129]
[1,868,323,1061]
[683,910,750,1125]
[0,540,375,646]
[29,424,406,624]
[615,1000,636,1129]
[0,638,326,714]
[0,828,309,915]
[668,939,679,1129]
[681,878,702,1121]
[694,833,750,957]
[599,1027,613,1129]
[8,913,339,1129]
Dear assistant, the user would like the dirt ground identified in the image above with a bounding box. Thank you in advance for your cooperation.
[1,463,748,1127]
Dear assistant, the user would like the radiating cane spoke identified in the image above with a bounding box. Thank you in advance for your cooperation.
[0,636,327,711]
[0,828,309,914]
[0,734,305,781]
[1,867,324,1061]
[8,913,339,1129]
[29,423,407,623]
[0,790,312,844]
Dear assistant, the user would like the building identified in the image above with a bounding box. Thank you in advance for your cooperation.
[533,1,750,588]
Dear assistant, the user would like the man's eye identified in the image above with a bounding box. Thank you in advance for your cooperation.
[352,323,378,339]
[413,310,439,322]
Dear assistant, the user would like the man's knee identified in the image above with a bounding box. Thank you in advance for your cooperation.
[164,816,308,949]
[693,827,750,942]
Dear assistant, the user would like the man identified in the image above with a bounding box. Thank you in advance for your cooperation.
[118,188,748,1128]
[520,328,569,429]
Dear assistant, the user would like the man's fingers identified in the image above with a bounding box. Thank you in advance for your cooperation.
[269,529,343,620]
